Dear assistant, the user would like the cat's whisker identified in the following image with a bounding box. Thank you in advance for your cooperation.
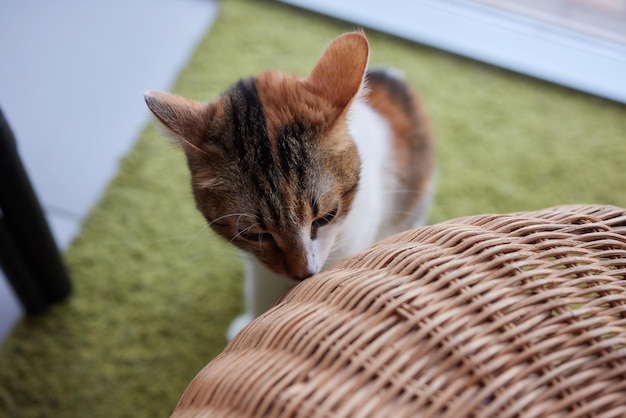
[257,235,265,253]
[235,214,260,237]
[231,225,255,242]
[154,223,211,245]
[208,212,258,228]
[385,210,426,217]
[180,223,211,248]
[328,236,351,257]
[382,209,431,225]
[379,187,430,195]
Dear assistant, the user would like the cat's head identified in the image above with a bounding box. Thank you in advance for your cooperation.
[144,32,369,280]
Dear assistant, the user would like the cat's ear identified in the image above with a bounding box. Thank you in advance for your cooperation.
[305,31,369,109]
[144,90,208,147]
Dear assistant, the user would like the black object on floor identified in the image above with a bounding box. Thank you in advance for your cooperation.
[0,107,71,314]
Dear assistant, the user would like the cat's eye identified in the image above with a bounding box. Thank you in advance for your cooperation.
[311,208,338,239]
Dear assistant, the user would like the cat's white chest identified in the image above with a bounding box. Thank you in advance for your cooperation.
[330,99,396,263]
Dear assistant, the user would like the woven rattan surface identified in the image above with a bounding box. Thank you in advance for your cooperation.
[171,205,626,418]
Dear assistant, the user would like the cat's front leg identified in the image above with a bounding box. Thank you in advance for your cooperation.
[227,256,296,340]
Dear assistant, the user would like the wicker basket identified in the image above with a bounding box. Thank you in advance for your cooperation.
[171,205,626,418]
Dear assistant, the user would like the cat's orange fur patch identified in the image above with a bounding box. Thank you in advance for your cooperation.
[255,71,337,145]
[256,32,369,146]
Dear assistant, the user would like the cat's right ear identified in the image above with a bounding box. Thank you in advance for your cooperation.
[305,31,370,110]
[144,90,208,148]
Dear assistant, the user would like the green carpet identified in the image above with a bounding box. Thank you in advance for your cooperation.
[1,0,625,416]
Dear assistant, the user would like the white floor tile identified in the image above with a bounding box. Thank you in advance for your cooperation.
[0,0,218,343]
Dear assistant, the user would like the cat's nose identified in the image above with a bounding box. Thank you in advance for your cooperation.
[287,261,318,281]
[284,246,319,280]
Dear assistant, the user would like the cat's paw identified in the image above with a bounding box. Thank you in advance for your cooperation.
[227,313,254,341]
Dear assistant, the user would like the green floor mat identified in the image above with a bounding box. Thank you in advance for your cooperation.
[1,0,625,416]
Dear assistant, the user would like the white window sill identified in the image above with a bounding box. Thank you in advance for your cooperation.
[279,0,626,104]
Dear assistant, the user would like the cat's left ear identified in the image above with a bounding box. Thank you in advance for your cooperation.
[305,31,369,110]
[144,90,208,146]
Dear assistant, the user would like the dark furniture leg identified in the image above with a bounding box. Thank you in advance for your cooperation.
[0,107,71,314]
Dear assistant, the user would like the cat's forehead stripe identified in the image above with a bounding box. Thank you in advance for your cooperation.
[227,79,268,159]
[227,79,279,192]
[225,77,312,229]
[228,76,318,183]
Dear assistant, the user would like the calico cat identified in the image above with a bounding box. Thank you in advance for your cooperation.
[144,32,435,339]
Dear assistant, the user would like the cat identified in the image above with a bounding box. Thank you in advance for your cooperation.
[144,31,435,339]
